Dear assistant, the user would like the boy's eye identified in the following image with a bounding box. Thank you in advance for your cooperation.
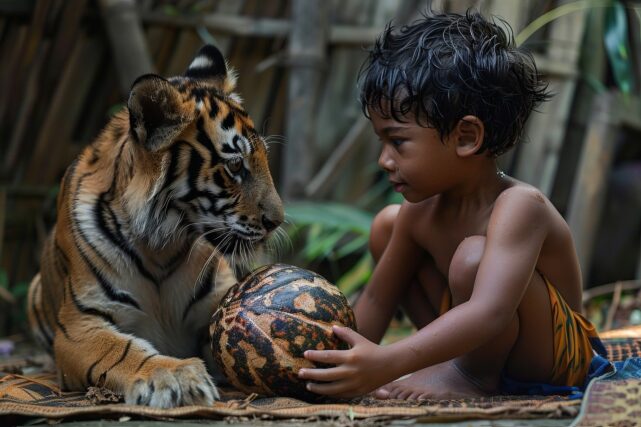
[390,139,405,147]
[226,158,243,174]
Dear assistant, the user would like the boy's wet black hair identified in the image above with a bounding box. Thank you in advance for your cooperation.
[359,9,551,157]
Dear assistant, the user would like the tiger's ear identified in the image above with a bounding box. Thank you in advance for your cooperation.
[127,74,192,152]
[184,44,237,93]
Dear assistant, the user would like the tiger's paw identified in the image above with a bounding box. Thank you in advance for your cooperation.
[126,357,219,408]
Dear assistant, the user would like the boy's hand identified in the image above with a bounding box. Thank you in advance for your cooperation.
[298,325,397,398]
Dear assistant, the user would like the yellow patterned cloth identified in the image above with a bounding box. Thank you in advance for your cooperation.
[545,277,602,387]
[439,275,606,388]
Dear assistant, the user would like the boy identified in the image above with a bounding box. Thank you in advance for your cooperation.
[297,10,609,399]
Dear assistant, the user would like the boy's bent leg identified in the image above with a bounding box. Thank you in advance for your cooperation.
[445,236,519,393]
[376,236,507,399]
[377,236,554,400]
[450,236,554,389]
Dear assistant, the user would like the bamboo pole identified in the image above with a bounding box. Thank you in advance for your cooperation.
[25,37,105,184]
[281,0,328,199]
[567,91,617,283]
[0,186,5,261]
[141,12,380,46]
[305,117,369,199]
[99,0,154,96]
[514,3,587,195]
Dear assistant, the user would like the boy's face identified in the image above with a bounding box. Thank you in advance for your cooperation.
[370,108,460,203]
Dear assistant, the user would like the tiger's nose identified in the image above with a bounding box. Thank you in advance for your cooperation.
[262,214,282,232]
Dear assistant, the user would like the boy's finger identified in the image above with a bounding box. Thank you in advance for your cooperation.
[303,349,346,363]
[332,325,363,345]
[305,379,354,396]
[298,366,349,382]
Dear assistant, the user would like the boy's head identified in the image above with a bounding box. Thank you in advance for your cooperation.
[359,9,551,157]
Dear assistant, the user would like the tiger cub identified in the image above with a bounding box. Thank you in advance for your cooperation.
[27,45,284,408]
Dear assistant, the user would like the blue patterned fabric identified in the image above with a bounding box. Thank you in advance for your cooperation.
[501,356,641,399]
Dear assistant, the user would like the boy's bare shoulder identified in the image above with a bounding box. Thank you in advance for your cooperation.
[497,182,547,205]
[491,183,555,230]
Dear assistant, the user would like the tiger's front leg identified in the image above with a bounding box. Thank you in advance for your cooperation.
[55,303,219,408]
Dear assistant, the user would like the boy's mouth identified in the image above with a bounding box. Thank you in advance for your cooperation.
[390,180,407,193]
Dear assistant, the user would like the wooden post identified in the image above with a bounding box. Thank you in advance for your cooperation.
[514,2,586,195]
[24,37,105,185]
[99,0,154,96]
[281,0,328,200]
[0,186,5,261]
[305,117,369,198]
[567,91,617,283]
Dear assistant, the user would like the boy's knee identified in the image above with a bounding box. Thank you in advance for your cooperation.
[369,204,401,260]
[449,236,485,301]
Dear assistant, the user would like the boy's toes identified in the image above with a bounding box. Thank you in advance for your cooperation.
[373,387,391,399]
[395,388,415,400]
[408,391,427,401]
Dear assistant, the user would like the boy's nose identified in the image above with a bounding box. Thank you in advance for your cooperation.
[378,149,395,172]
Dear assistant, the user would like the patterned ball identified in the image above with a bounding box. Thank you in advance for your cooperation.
[210,263,357,401]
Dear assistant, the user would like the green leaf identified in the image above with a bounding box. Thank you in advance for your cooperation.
[161,5,180,16]
[11,282,29,299]
[285,202,373,235]
[604,1,633,94]
[335,235,369,259]
[337,253,373,296]
[304,229,347,261]
[516,0,614,47]
[301,224,323,259]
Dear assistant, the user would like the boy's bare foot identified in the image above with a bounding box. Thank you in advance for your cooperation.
[373,360,497,400]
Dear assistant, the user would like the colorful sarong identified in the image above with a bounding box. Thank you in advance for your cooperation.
[545,277,607,387]
[439,275,610,394]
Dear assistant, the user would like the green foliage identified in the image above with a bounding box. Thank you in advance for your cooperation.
[285,202,375,296]
[517,0,638,96]
[283,167,403,296]
[515,0,614,47]
[286,202,374,236]
[283,161,406,296]
[604,1,633,95]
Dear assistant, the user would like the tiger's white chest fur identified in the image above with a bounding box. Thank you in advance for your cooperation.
[73,183,236,360]
[76,216,237,360]
[120,255,234,356]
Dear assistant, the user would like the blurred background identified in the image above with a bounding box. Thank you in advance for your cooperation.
[0,0,640,340]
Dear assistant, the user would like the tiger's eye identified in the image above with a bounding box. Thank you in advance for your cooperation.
[227,158,243,174]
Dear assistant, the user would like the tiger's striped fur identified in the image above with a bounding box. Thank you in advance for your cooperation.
[26,45,284,408]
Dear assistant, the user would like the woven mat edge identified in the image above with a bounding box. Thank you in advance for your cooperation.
[0,399,580,421]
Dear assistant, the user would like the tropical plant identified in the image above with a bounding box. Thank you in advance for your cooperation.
[284,177,402,296]
[516,0,638,96]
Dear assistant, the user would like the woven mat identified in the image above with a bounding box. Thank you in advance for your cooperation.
[0,332,640,424]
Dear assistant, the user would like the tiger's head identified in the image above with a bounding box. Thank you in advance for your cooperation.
[124,45,284,257]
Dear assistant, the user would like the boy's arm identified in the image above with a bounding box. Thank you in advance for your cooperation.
[354,202,424,343]
[302,188,551,397]
[390,189,550,374]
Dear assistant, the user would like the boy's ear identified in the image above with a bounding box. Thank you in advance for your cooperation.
[453,116,484,157]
